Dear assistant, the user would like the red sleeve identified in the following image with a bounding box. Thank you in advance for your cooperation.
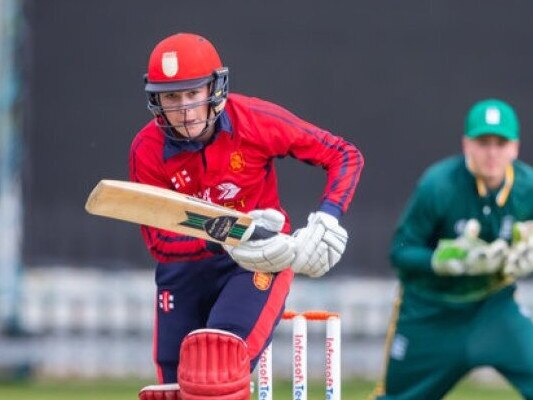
[129,133,221,263]
[247,99,364,218]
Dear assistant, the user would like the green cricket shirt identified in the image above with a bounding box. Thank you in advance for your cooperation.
[390,155,533,303]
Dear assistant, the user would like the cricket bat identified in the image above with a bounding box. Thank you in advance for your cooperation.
[85,180,275,246]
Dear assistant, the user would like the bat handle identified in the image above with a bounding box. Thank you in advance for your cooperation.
[248,226,278,241]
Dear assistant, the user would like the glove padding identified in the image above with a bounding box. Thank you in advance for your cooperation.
[138,383,181,400]
[432,219,508,276]
[291,211,348,278]
[432,238,474,276]
[223,209,295,273]
[464,239,508,275]
[503,221,533,278]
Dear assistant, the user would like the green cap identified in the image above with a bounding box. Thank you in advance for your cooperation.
[464,99,520,141]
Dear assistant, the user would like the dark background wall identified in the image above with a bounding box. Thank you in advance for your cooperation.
[23,0,533,275]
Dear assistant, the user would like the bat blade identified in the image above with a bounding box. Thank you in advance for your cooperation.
[85,180,256,246]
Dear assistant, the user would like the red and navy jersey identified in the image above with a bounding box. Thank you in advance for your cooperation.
[129,93,364,263]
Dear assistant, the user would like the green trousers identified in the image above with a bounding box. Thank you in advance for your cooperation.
[374,285,533,400]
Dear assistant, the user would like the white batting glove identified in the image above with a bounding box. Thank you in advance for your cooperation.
[291,211,348,278]
[504,221,533,278]
[138,383,181,400]
[223,209,295,273]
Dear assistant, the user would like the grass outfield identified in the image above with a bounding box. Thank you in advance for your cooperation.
[0,378,522,399]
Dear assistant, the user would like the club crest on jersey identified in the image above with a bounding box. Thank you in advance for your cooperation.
[171,170,191,190]
[159,290,174,313]
[229,151,245,172]
[162,51,179,77]
[253,272,273,291]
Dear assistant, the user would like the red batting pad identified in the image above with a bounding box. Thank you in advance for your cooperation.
[138,383,182,400]
[178,329,250,400]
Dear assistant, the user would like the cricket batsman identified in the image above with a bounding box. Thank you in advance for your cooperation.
[131,33,364,400]
[372,98,533,399]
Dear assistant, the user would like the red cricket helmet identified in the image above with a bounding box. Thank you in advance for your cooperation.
[146,33,225,92]
[144,33,229,136]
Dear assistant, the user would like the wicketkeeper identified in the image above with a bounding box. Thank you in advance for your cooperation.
[372,98,533,399]
[131,33,364,400]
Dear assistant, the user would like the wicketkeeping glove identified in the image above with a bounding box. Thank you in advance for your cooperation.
[432,219,480,276]
[464,239,508,275]
[503,221,533,278]
[432,238,472,276]
[433,219,509,276]
[223,209,295,273]
[291,211,348,278]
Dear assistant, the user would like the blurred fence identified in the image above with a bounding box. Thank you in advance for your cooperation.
[1,267,532,382]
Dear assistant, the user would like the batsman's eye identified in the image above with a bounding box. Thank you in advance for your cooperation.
[161,92,178,100]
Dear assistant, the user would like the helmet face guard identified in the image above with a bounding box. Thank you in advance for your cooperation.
[143,33,229,141]
[146,67,229,128]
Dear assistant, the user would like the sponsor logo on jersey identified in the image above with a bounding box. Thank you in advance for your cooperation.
[216,182,241,200]
[171,169,191,190]
[229,151,245,172]
[162,51,178,77]
[253,272,273,291]
[222,198,246,210]
[158,290,174,313]
[500,215,514,241]
[455,219,471,236]
[196,185,244,209]
[197,187,212,203]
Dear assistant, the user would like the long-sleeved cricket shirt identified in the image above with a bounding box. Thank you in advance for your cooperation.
[130,93,364,272]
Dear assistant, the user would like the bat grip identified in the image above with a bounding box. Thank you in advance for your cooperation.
[249,226,277,241]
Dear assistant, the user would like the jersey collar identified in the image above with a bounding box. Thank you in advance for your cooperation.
[162,110,233,160]
[466,157,515,207]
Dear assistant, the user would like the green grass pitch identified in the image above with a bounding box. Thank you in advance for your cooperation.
[0,378,521,399]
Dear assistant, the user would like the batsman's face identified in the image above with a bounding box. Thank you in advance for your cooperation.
[159,85,213,140]
[463,135,519,188]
